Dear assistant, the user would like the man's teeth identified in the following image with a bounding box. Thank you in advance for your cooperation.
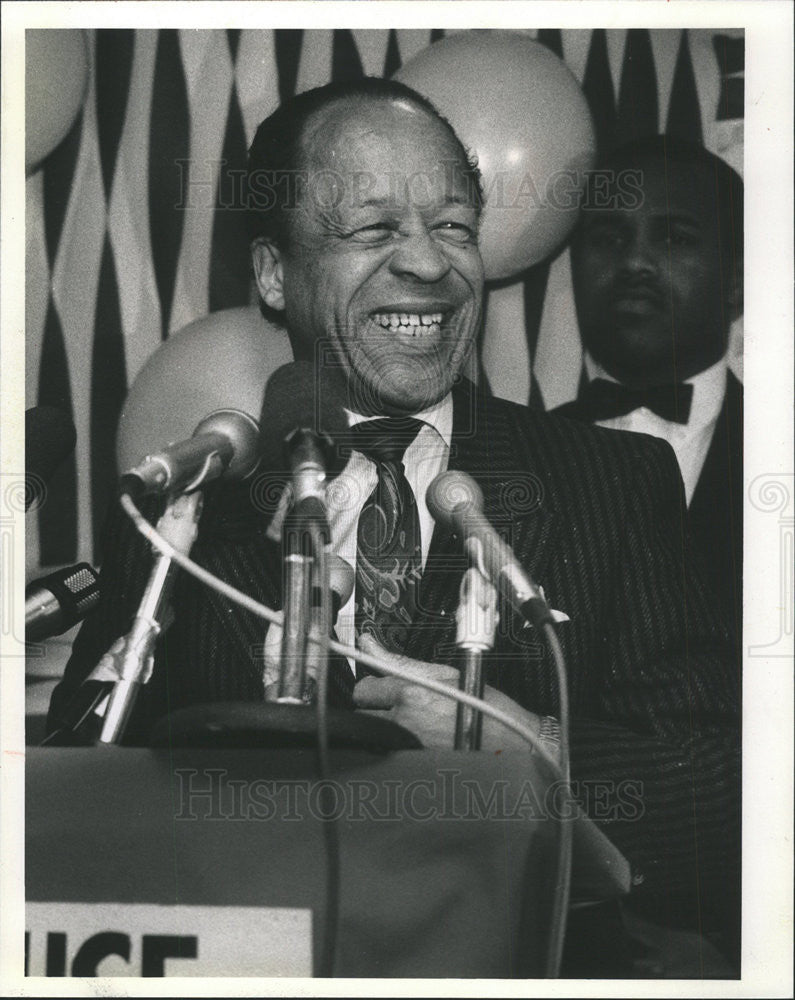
[373,312,444,336]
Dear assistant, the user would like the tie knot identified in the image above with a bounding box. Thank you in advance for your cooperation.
[351,417,424,465]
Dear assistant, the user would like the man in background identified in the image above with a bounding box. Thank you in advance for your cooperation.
[557,136,743,654]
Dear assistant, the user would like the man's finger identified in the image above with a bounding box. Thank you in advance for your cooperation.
[352,675,405,709]
[262,621,283,691]
[358,635,459,685]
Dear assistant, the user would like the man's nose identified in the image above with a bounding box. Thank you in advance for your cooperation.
[388,229,452,283]
[617,233,657,277]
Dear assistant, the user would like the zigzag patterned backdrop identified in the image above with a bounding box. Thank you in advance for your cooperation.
[26,27,745,570]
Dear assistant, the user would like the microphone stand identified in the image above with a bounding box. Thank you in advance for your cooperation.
[97,491,203,745]
[276,514,315,703]
[301,534,332,705]
[454,543,498,751]
[215,500,417,752]
[274,430,333,703]
[147,483,420,753]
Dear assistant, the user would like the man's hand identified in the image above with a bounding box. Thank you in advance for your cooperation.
[353,635,542,751]
[261,620,283,701]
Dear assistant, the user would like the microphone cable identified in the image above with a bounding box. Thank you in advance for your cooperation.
[305,520,341,979]
[542,621,572,978]
[120,492,565,770]
[120,492,570,975]
[425,469,573,973]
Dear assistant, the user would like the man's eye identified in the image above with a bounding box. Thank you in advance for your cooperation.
[666,229,700,249]
[351,224,395,243]
[585,228,626,249]
[433,221,476,243]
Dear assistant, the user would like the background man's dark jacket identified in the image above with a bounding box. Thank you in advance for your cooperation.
[554,371,743,659]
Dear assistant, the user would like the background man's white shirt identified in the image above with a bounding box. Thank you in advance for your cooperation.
[583,353,728,506]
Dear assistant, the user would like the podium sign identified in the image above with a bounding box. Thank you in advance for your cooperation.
[25,902,311,977]
[26,747,629,978]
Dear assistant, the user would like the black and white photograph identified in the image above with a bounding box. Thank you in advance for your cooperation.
[1,1,792,994]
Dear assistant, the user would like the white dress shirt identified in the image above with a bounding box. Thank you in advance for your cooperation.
[261,395,452,685]
[330,395,453,668]
[583,354,728,506]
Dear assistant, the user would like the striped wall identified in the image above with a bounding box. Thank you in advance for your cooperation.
[25,27,745,570]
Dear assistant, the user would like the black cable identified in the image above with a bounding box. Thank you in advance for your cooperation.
[542,621,572,978]
[309,524,341,979]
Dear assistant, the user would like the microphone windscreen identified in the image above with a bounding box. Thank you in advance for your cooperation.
[25,562,100,641]
[259,361,350,474]
[25,407,77,502]
[426,470,484,529]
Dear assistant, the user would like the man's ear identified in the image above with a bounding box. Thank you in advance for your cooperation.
[251,238,286,312]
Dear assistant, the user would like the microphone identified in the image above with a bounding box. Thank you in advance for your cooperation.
[118,409,259,499]
[299,553,356,704]
[261,554,355,704]
[258,362,348,701]
[258,362,349,529]
[426,471,553,628]
[25,562,100,642]
[25,406,77,509]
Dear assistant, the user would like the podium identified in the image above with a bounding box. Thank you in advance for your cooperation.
[26,747,629,978]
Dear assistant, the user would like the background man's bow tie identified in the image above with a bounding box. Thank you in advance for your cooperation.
[579,378,694,423]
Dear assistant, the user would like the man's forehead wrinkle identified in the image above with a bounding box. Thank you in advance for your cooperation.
[354,192,454,207]
[313,206,346,234]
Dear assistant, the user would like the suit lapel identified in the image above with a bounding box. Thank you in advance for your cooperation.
[687,374,743,634]
[690,373,743,519]
[409,383,557,661]
[452,381,557,583]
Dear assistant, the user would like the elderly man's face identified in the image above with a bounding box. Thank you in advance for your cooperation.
[255,97,484,415]
[571,158,738,386]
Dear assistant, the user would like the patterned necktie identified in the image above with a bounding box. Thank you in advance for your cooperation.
[580,378,694,423]
[352,418,423,655]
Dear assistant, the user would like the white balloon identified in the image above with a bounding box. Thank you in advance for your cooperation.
[26,29,89,172]
[395,31,596,280]
[117,306,293,473]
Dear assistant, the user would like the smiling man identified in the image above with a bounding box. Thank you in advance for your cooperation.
[248,86,484,417]
[49,80,740,973]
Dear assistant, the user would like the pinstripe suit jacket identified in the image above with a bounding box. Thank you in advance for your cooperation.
[554,371,744,660]
[50,380,739,935]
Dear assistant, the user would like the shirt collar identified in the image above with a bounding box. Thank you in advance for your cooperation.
[344,392,453,450]
[583,353,728,429]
